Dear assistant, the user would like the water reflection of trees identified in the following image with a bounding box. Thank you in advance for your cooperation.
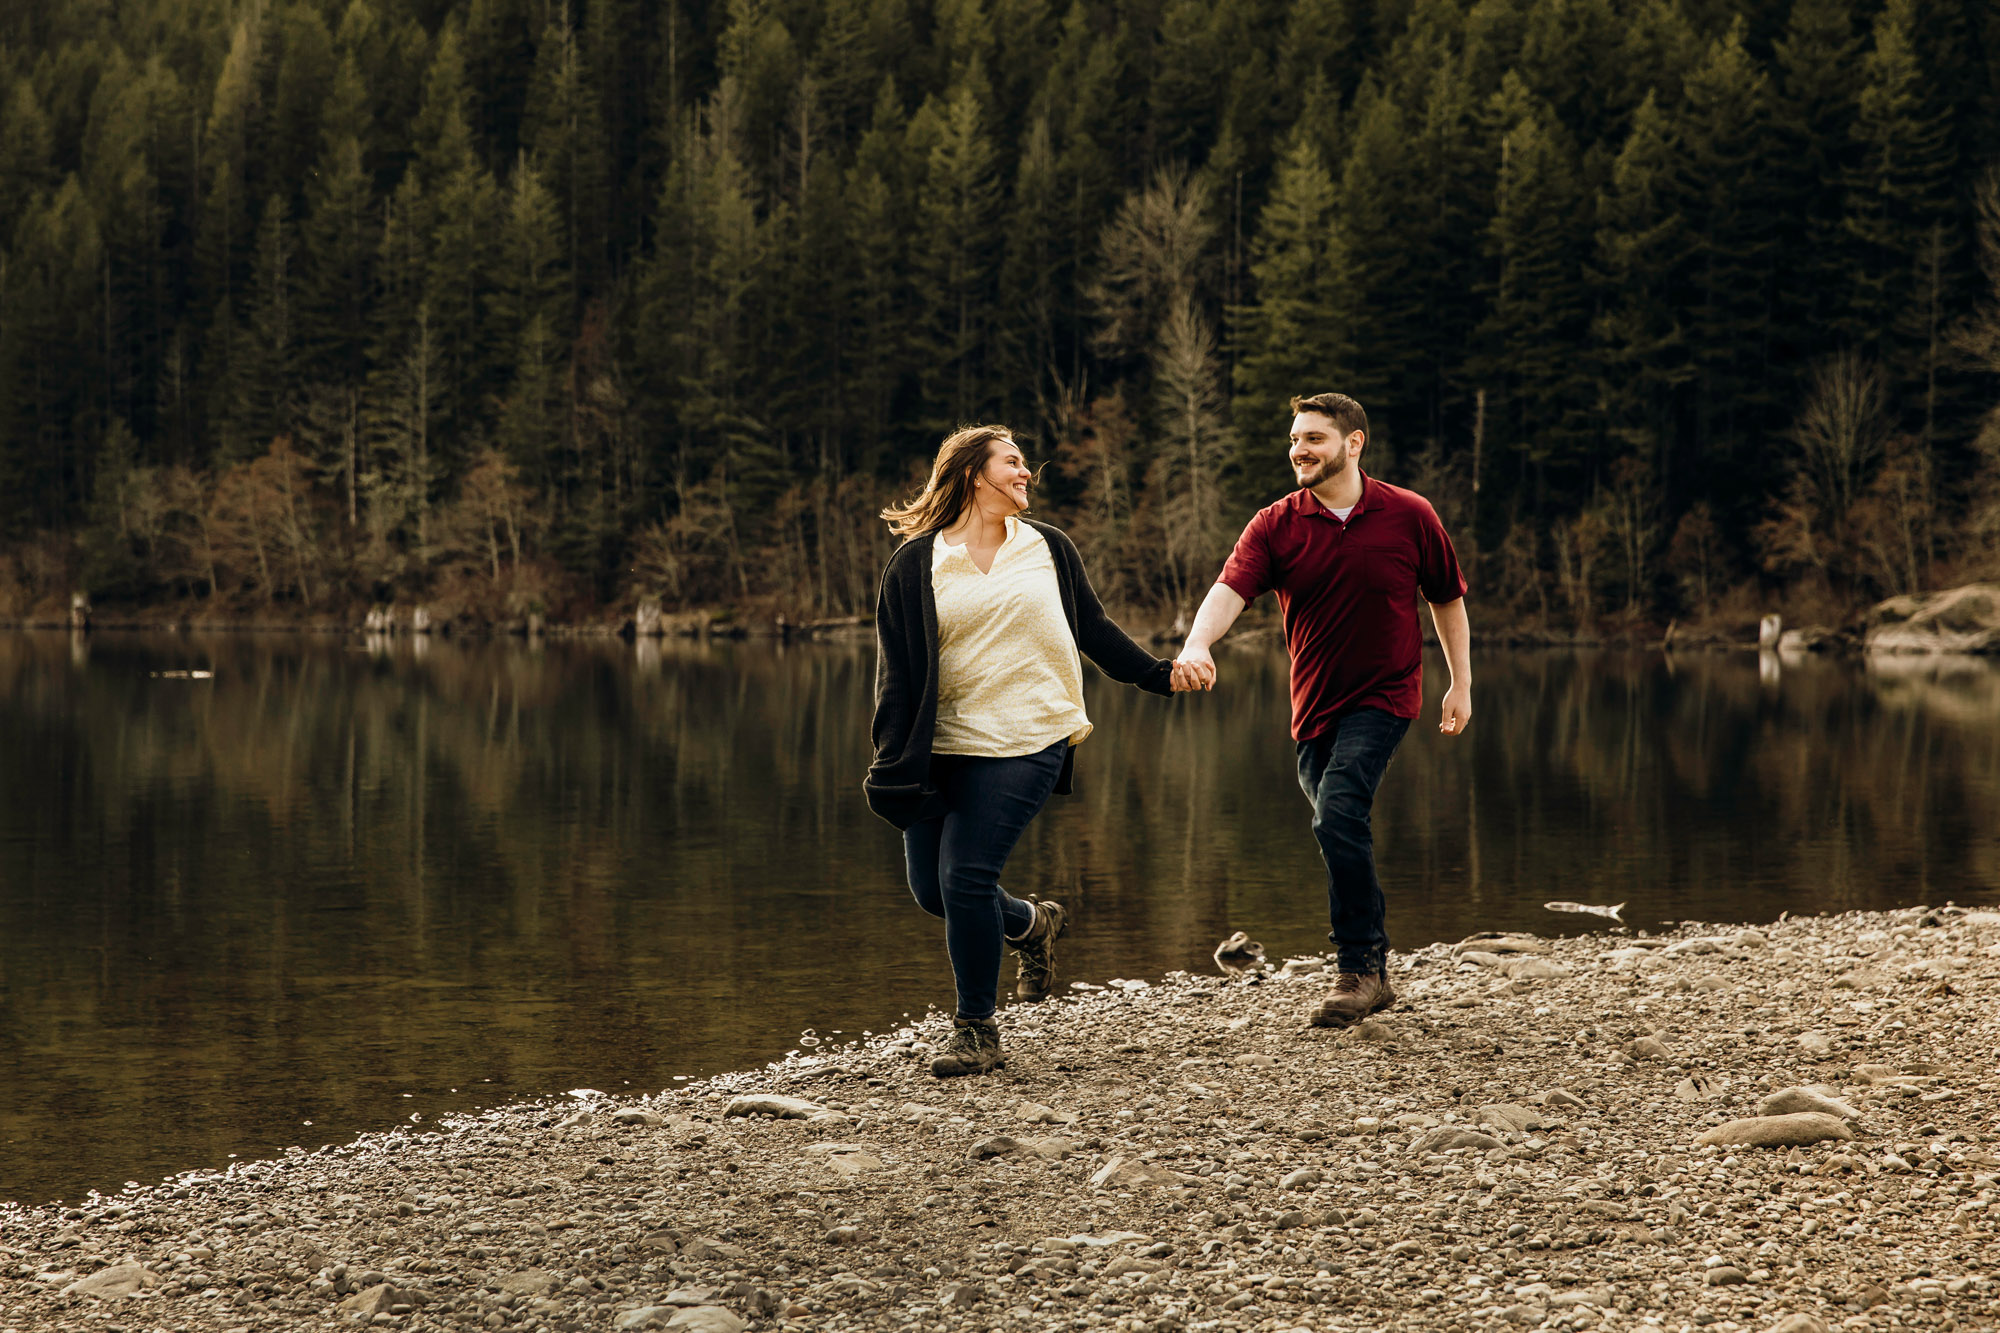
[2,635,1997,1203]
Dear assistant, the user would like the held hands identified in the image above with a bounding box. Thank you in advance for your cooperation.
[1438,685,1472,737]
[1171,645,1217,693]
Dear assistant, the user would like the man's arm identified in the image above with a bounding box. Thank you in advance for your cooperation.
[1428,596,1472,735]
[1172,583,1247,691]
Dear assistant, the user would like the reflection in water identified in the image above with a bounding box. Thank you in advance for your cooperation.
[1,633,1995,1205]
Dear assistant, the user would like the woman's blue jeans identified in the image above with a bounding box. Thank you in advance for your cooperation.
[1296,708,1411,974]
[903,739,1068,1020]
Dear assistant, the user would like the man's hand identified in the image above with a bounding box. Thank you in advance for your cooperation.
[1172,644,1216,692]
[1438,685,1472,736]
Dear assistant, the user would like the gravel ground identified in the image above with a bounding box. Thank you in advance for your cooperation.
[5,906,1998,1333]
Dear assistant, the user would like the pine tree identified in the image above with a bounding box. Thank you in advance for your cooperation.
[1770,0,1862,356]
[0,78,56,244]
[463,0,536,165]
[0,178,105,527]
[228,194,296,457]
[1000,115,1067,425]
[1840,0,1962,439]
[911,82,1002,424]
[298,59,377,387]
[1679,20,1778,484]
[1479,80,1596,498]
[522,9,612,298]
[1231,133,1347,498]
[271,4,338,206]
[1594,91,1692,487]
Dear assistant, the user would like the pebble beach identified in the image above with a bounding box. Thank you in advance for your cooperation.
[4,905,1998,1333]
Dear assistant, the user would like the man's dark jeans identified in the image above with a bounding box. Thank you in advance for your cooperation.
[1296,707,1411,974]
[903,738,1067,1020]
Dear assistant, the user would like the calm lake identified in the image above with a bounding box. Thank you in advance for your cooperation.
[3,631,1997,1205]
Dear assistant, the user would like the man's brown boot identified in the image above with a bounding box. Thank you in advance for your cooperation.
[1309,969,1396,1028]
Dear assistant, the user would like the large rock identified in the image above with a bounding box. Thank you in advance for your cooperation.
[664,1307,748,1333]
[1089,1155,1184,1189]
[1761,1316,1832,1333]
[338,1282,428,1317]
[1417,1127,1506,1153]
[1758,1087,1861,1120]
[495,1269,557,1296]
[723,1094,824,1119]
[61,1264,164,1298]
[1695,1113,1854,1148]
[1863,584,2000,654]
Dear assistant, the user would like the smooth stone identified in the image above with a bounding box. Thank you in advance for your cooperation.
[1230,1054,1279,1068]
[1279,1167,1323,1190]
[1758,1087,1861,1120]
[1696,1113,1855,1148]
[723,1094,824,1119]
[612,1107,665,1127]
[1455,933,1543,955]
[1705,1266,1748,1287]
[968,1136,1020,1160]
[1022,1136,1078,1160]
[1015,1101,1078,1125]
[1417,1127,1507,1153]
[615,1309,676,1330]
[1089,1155,1183,1189]
[1100,1257,1164,1277]
[679,1237,751,1260]
[1501,957,1573,980]
[337,1282,412,1317]
[1474,1103,1552,1133]
[1761,1316,1833,1333]
[825,1151,885,1177]
[663,1308,748,1333]
[1348,1019,1402,1042]
[1625,1036,1672,1060]
[496,1269,557,1296]
[662,1287,717,1306]
[61,1264,164,1298]
[1797,1032,1835,1056]
[1540,1089,1588,1109]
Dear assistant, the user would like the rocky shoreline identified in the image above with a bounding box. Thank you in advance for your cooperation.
[4,906,1997,1333]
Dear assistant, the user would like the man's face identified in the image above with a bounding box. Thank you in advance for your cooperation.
[1289,412,1362,489]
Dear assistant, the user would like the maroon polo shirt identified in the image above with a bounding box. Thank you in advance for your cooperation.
[1218,471,1467,741]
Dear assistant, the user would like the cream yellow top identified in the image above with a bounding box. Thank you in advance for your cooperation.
[932,517,1093,757]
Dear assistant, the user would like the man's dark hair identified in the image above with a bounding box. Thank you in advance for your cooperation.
[1289,392,1367,444]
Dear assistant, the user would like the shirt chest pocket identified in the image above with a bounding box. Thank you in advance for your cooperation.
[1355,541,1417,599]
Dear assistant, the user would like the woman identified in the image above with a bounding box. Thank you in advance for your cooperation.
[865,423,1184,1078]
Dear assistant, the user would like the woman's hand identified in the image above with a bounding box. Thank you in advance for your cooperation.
[1171,648,1216,692]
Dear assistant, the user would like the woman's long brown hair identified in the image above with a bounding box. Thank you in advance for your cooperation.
[879,424,1022,538]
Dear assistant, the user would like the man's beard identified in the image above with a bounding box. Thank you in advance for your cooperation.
[1293,450,1348,490]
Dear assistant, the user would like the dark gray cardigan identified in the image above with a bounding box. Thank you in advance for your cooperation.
[864,519,1174,829]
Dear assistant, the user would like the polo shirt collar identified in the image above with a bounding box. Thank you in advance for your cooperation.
[1301,469,1373,520]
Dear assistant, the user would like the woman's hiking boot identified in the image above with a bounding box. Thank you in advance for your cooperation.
[930,1015,1006,1078]
[1309,969,1396,1028]
[1009,899,1069,1002]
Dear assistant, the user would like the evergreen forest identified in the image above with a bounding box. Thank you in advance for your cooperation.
[4,0,2000,630]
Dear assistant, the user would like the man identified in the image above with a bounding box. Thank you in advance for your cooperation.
[1172,392,1471,1026]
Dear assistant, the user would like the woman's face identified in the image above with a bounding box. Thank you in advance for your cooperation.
[975,437,1032,512]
